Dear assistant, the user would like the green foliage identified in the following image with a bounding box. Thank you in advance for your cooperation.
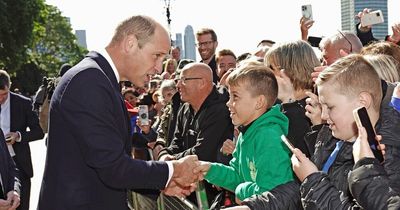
[0,1,87,94]
[29,4,87,77]
[0,0,42,72]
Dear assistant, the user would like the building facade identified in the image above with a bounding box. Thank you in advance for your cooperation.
[341,0,388,40]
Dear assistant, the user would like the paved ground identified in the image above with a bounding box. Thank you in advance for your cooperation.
[29,136,47,210]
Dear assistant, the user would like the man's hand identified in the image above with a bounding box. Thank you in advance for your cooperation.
[221,139,235,155]
[159,154,176,161]
[389,23,400,43]
[171,155,200,187]
[311,66,327,82]
[163,180,195,198]
[291,148,318,182]
[5,132,20,145]
[305,91,323,125]
[300,17,314,41]
[0,191,20,210]
[193,161,211,181]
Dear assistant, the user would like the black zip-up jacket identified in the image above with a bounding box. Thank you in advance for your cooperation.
[158,86,233,162]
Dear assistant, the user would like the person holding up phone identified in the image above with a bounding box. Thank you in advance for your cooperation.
[347,123,400,209]
[356,8,400,46]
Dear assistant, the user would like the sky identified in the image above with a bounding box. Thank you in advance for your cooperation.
[46,0,400,60]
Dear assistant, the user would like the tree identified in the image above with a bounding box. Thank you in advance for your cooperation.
[0,0,42,72]
[11,3,88,95]
[28,3,87,77]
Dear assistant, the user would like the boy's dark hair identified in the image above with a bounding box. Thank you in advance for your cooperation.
[227,63,278,108]
[0,70,11,89]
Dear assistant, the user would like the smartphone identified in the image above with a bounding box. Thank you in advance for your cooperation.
[138,105,149,126]
[308,36,322,48]
[280,135,295,151]
[353,107,384,162]
[301,4,313,20]
[361,10,384,27]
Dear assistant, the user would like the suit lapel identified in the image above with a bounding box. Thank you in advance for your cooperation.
[87,51,132,149]
[9,93,16,132]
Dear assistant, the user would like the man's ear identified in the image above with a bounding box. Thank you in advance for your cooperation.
[124,35,138,53]
[358,91,372,109]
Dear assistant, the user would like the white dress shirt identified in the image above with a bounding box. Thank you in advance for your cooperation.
[1,92,15,157]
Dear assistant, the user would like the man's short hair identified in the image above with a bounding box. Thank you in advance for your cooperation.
[0,70,11,89]
[160,79,176,92]
[316,54,382,111]
[111,15,156,48]
[319,31,363,54]
[216,49,237,63]
[196,28,217,41]
[227,63,278,108]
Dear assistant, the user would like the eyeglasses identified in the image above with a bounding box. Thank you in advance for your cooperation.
[179,77,203,85]
[337,30,353,53]
[195,41,214,48]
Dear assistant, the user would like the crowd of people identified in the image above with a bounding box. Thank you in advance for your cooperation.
[1,7,400,210]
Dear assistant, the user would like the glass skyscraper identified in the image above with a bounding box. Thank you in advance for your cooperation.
[184,25,196,61]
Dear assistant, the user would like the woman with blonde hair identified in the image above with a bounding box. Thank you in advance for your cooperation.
[363,54,400,83]
[264,40,320,157]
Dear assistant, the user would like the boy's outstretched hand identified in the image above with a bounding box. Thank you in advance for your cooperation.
[193,161,211,181]
[291,148,318,182]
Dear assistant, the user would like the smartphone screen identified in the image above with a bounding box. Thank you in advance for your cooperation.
[353,107,384,162]
[138,105,149,126]
[281,135,295,151]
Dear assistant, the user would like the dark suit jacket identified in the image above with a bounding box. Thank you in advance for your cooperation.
[9,92,44,179]
[0,129,20,199]
[38,51,169,210]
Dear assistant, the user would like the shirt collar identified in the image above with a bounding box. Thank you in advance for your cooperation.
[99,48,120,83]
[1,92,10,110]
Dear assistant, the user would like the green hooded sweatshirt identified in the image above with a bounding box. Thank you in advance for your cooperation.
[205,105,294,201]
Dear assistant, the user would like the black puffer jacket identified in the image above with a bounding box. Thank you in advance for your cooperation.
[300,125,359,210]
[347,82,400,210]
[158,85,233,162]
[242,181,302,210]
[348,156,400,210]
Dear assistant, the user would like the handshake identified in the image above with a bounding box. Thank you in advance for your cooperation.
[163,155,211,198]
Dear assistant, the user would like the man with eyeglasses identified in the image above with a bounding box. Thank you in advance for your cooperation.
[196,28,219,84]
[158,63,234,205]
[319,31,363,66]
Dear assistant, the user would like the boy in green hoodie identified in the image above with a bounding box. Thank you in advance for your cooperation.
[195,63,294,203]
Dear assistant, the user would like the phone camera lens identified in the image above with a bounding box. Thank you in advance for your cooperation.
[376,13,380,16]
[141,113,147,119]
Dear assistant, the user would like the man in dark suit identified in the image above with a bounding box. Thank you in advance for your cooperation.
[0,70,44,210]
[0,129,21,210]
[38,15,200,210]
